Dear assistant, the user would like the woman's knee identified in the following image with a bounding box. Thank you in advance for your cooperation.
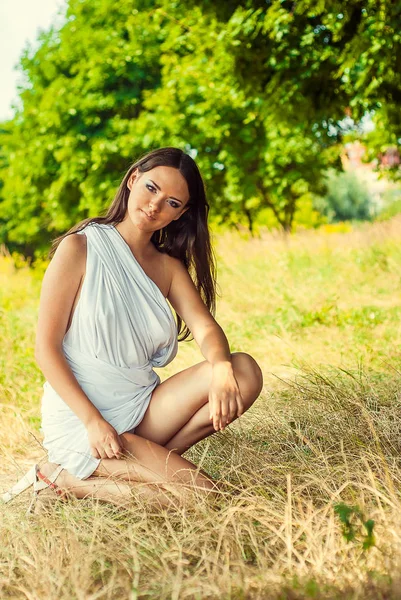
[231,351,264,404]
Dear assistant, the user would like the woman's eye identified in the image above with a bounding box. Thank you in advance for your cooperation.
[146,183,179,208]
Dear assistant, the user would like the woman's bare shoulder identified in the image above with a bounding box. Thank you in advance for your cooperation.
[56,231,86,255]
[50,232,87,277]
[163,253,188,279]
[163,252,185,270]
[57,231,87,251]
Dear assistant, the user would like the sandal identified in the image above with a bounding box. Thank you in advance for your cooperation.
[2,463,68,515]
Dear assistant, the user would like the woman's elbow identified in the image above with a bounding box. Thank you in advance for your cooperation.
[34,338,52,365]
[34,342,43,365]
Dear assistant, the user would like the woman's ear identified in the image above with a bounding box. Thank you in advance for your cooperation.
[127,169,138,191]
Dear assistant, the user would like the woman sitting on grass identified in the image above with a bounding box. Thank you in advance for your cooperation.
[2,146,263,513]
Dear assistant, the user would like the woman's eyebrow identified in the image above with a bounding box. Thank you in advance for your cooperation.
[148,179,183,204]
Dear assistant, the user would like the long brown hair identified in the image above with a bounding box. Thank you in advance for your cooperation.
[49,147,216,341]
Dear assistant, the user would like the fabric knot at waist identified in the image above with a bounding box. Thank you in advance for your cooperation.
[63,342,158,400]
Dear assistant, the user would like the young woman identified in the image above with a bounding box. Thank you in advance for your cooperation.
[2,147,263,513]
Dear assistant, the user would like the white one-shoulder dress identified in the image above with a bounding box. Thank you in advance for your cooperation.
[39,222,178,479]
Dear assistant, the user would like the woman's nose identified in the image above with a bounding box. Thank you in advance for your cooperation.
[149,196,165,212]
[148,201,159,214]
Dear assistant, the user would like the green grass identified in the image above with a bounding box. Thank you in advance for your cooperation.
[2,216,401,598]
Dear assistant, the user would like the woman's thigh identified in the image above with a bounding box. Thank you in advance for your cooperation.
[133,351,263,447]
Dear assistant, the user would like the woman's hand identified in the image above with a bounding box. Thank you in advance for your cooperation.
[208,361,245,431]
[86,416,125,460]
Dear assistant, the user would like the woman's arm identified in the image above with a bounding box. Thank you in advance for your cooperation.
[35,234,123,459]
[166,257,229,364]
[35,234,101,425]
[167,258,245,431]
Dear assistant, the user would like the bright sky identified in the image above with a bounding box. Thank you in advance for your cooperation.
[0,0,66,121]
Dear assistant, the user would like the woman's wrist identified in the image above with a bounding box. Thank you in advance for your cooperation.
[84,410,104,428]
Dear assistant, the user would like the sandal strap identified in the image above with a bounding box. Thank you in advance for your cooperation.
[34,479,53,492]
[2,464,66,504]
[35,469,65,496]
[46,465,64,483]
[1,464,38,503]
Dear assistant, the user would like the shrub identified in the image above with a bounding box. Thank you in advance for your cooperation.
[314,170,375,223]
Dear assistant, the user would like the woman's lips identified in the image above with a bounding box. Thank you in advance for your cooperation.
[141,209,156,221]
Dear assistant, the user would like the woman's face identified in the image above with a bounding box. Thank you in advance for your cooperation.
[125,166,190,232]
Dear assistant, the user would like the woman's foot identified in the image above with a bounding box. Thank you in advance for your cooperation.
[38,461,66,486]
[34,461,71,512]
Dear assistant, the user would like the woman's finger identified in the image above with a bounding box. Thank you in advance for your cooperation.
[214,414,220,431]
[220,397,228,429]
[208,395,214,420]
[236,391,245,417]
[97,446,108,460]
[213,402,221,431]
[119,435,128,455]
[91,447,101,459]
[111,440,122,459]
[104,444,116,459]
[228,397,238,422]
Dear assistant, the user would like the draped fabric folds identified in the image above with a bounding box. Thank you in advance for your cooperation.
[40,222,178,479]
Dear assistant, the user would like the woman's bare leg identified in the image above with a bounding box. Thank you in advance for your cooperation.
[38,462,141,508]
[37,352,262,508]
[39,464,200,510]
[92,431,218,497]
[38,431,220,510]
[134,352,263,454]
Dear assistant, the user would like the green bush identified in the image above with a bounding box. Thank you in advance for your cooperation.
[314,170,375,223]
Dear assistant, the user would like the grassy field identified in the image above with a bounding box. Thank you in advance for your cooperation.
[1,217,401,598]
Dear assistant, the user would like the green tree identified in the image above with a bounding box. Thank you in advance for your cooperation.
[0,0,399,254]
[0,0,169,255]
[136,2,340,232]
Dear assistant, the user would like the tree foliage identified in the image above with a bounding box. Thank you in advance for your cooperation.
[0,0,399,255]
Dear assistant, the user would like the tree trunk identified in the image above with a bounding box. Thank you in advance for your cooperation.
[244,208,254,236]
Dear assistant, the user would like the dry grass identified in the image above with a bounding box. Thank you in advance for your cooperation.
[1,217,401,598]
